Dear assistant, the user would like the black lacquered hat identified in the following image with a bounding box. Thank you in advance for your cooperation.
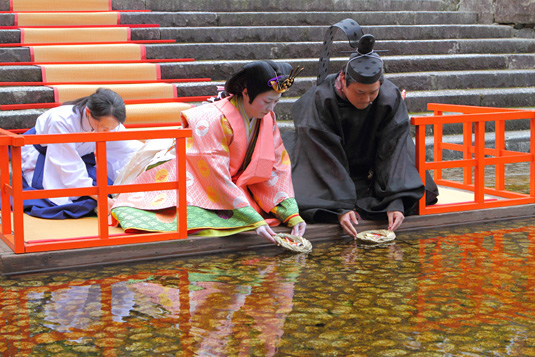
[345,34,383,84]
[317,19,386,85]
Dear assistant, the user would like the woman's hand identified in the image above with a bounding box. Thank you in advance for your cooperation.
[255,224,277,244]
[290,222,306,237]
[338,211,359,238]
[106,197,115,213]
[90,195,115,215]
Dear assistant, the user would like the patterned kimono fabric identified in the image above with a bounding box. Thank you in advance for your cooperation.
[111,96,301,236]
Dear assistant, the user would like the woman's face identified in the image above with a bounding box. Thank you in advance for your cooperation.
[242,89,281,119]
[87,108,120,132]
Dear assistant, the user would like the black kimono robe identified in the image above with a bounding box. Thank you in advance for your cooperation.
[290,74,438,223]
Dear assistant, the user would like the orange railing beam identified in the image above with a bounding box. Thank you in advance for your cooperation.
[426,103,530,114]
[412,111,535,125]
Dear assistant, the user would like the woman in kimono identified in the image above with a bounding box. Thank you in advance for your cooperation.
[111,61,306,244]
[20,88,143,219]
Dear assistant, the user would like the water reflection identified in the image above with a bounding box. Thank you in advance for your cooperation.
[0,218,534,356]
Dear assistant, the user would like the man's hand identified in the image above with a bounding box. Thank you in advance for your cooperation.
[338,211,359,238]
[290,222,306,237]
[387,211,404,231]
[255,224,277,244]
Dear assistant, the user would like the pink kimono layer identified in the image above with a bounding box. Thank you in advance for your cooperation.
[112,97,301,234]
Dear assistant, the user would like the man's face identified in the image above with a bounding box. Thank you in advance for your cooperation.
[341,73,381,110]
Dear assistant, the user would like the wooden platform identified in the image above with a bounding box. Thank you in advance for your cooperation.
[1,203,534,276]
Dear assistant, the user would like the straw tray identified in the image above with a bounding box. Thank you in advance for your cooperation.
[273,233,313,253]
[355,229,396,244]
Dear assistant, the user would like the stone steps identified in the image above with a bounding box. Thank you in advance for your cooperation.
[1,85,534,127]
[113,0,446,12]
[4,53,534,84]
[274,87,535,121]
[0,0,534,138]
[155,24,514,42]
[3,68,535,105]
[4,38,535,63]
[0,24,514,44]
[143,39,535,60]
[121,11,480,27]
[0,11,479,27]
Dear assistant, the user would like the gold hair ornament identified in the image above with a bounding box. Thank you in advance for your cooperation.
[268,65,304,93]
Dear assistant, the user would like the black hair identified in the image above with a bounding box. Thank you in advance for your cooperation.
[63,88,126,124]
[224,60,292,104]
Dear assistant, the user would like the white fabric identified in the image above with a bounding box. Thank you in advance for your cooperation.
[113,138,175,188]
[20,105,143,205]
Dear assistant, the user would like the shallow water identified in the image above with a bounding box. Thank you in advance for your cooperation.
[0,217,534,356]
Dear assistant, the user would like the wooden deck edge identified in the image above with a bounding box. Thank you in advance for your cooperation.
[1,204,534,276]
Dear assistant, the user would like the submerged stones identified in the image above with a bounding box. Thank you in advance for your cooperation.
[0,218,533,355]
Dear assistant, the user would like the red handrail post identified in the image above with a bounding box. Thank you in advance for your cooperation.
[10,143,25,253]
[95,140,109,240]
[0,144,12,237]
[433,110,443,181]
[463,121,473,186]
[176,136,188,239]
[494,119,505,191]
[415,120,427,215]
[530,117,535,198]
[474,120,485,205]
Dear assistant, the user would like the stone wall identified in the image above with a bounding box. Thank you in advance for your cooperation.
[454,0,535,26]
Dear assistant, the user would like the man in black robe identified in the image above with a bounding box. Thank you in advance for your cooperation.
[290,34,438,237]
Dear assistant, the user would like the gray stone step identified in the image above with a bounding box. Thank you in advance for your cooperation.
[0,11,480,27]
[3,38,535,64]
[116,0,446,12]
[1,104,530,158]
[3,68,535,107]
[0,0,447,12]
[2,96,533,134]
[0,24,514,44]
[159,54,535,81]
[3,54,535,85]
[145,38,535,61]
[0,0,450,13]
[121,11,480,27]
[390,69,535,91]
[274,88,535,121]
[406,87,535,113]
[156,24,513,43]
[0,108,45,129]
[175,69,535,96]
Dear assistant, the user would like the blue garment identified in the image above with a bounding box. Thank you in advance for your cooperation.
[17,127,113,219]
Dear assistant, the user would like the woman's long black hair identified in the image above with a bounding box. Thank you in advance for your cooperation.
[63,88,126,124]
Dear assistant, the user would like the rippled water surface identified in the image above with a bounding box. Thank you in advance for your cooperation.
[1,217,534,356]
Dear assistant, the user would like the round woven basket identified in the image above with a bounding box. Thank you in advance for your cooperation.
[355,229,396,244]
[273,233,313,253]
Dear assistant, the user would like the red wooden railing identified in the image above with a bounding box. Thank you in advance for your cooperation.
[412,103,535,215]
[0,127,191,253]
